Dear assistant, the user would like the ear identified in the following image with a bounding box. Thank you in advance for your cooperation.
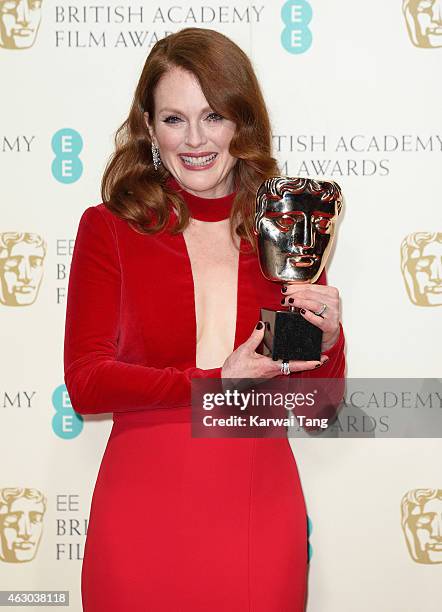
[143,111,157,145]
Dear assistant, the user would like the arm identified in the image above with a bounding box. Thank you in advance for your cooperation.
[63,206,221,415]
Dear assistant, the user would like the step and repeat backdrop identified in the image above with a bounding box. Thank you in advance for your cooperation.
[1,1,441,610]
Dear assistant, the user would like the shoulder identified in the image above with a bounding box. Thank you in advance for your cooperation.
[77,203,126,236]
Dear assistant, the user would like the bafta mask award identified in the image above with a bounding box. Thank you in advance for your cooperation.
[254,177,343,361]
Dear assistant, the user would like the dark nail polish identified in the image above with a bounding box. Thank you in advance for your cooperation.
[288,297,294,304]
[300,308,306,315]
[256,321,263,330]
[315,362,322,368]
[281,286,287,293]
[280,298,285,305]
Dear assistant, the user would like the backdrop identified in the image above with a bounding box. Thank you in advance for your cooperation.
[1,0,441,610]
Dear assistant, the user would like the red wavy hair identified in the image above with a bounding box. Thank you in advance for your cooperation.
[101,27,279,250]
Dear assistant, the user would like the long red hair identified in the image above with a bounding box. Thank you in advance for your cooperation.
[101,27,279,250]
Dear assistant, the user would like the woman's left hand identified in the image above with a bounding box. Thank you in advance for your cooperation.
[280,284,341,352]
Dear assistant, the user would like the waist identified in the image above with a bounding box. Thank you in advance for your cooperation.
[113,405,192,427]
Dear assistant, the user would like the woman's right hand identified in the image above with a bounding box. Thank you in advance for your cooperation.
[221,321,329,380]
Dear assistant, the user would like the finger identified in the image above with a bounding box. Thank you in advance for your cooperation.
[300,307,339,331]
[243,321,266,352]
[282,291,338,308]
[282,284,339,298]
[286,354,329,373]
[281,296,329,316]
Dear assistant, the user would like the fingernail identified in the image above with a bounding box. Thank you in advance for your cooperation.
[300,308,306,315]
[288,298,294,304]
[256,321,263,330]
[281,286,287,293]
[315,362,322,368]
[280,298,285,305]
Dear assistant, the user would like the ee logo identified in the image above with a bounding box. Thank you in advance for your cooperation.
[52,384,83,439]
[51,128,83,183]
[307,515,313,562]
[281,0,313,54]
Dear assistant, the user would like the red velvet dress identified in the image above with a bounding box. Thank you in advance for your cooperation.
[64,181,345,612]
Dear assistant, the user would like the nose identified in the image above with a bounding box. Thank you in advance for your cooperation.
[429,257,442,282]
[429,515,442,540]
[16,0,31,25]
[17,513,31,539]
[291,213,315,250]
[184,120,208,149]
[17,257,31,283]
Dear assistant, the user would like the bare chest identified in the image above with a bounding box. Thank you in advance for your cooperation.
[182,219,240,369]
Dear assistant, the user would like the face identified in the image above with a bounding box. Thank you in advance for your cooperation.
[145,66,238,198]
[408,240,442,306]
[0,498,44,562]
[0,0,42,50]
[403,0,442,48]
[0,240,45,306]
[256,192,338,284]
[407,498,442,564]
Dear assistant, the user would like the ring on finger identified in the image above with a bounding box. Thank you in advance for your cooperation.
[280,360,291,376]
[313,303,327,317]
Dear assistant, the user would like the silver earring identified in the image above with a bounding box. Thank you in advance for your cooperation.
[151,142,161,171]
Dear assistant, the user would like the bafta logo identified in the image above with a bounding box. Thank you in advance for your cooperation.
[403,0,442,48]
[401,489,442,564]
[0,488,46,563]
[0,0,42,50]
[400,232,442,307]
[0,232,46,306]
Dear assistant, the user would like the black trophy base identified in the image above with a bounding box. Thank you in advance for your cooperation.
[260,307,322,362]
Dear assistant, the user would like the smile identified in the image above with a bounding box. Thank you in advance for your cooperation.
[179,152,218,170]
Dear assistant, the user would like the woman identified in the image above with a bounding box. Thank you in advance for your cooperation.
[64,27,345,611]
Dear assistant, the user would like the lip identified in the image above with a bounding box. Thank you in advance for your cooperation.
[426,286,442,294]
[13,29,34,37]
[287,255,318,268]
[178,152,218,172]
[14,542,34,549]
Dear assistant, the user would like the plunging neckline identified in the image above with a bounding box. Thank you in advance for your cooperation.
[165,179,256,370]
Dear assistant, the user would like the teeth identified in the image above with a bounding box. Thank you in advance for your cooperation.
[180,153,217,166]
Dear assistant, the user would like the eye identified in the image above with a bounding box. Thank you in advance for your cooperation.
[4,257,20,269]
[162,115,183,124]
[415,257,431,271]
[273,215,295,232]
[206,112,223,122]
[4,513,20,526]
[416,515,433,527]
[30,256,43,267]
[30,512,43,523]
[315,217,331,233]
[2,1,18,12]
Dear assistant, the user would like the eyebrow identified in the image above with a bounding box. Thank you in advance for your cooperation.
[157,106,213,115]
[265,211,334,218]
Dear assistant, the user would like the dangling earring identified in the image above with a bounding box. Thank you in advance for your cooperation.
[151,142,161,171]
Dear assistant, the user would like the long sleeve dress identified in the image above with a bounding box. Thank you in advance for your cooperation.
[64,180,345,612]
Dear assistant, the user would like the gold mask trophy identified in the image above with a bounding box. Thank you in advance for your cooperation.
[253,177,343,362]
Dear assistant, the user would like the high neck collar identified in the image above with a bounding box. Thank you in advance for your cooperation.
[167,176,236,222]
